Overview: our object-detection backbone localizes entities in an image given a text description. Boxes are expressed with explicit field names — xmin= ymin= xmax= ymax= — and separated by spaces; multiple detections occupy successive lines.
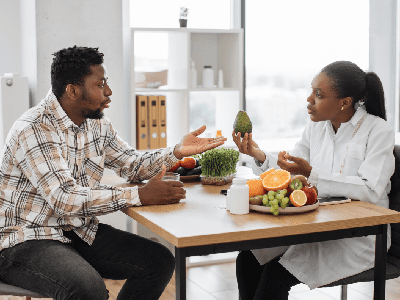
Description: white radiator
xmin=0 ymin=73 xmax=29 ymax=150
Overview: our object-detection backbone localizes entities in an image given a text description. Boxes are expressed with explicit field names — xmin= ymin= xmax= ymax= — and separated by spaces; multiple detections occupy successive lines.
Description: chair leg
xmin=340 ymin=285 xmax=348 ymax=300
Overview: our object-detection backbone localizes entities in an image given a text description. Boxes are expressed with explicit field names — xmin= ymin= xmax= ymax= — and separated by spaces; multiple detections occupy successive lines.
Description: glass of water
xmin=162 ymin=172 xmax=180 ymax=181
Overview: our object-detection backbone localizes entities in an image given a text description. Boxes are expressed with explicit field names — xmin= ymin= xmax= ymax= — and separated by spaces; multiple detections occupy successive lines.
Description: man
xmin=0 ymin=46 xmax=226 ymax=299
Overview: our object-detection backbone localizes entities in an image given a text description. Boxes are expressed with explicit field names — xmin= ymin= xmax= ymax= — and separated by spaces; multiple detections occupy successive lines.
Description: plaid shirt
xmin=0 ymin=91 xmax=179 ymax=250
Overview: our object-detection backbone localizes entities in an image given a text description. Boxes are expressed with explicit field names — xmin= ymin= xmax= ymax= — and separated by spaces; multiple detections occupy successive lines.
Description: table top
xmin=101 ymin=169 xmax=400 ymax=248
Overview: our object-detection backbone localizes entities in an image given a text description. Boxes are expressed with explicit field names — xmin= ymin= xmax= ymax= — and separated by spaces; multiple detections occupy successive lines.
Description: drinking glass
xmin=162 ymin=172 xmax=180 ymax=181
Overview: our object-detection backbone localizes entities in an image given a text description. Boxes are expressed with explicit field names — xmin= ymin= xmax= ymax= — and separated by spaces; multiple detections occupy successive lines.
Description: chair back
xmin=388 ymin=145 xmax=400 ymax=267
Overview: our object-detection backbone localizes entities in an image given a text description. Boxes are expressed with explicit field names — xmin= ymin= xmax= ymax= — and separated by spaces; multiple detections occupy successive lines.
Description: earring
xmin=341 ymin=107 xmax=344 ymax=111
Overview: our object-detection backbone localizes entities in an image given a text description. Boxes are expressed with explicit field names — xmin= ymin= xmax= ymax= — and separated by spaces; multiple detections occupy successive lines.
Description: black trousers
xmin=0 ymin=223 xmax=175 ymax=300
xmin=236 ymin=250 xmax=300 ymax=300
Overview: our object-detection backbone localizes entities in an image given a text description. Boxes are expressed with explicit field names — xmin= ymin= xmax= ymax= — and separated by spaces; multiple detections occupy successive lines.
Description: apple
xmin=302 ymin=185 xmax=318 ymax=205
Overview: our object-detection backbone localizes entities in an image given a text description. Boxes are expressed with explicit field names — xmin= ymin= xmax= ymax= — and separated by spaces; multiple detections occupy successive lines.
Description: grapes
xmin=262 ymin=189 xmax=291 ymax=216
xmin=262 ymin=195 xmax=269 ymax=206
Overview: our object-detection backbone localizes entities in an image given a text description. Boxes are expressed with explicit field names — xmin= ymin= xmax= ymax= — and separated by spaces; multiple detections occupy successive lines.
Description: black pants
xmin=236 ymin=250 xmax=300 ymax=300
xmin=0 ymin=223 xmax=175 ymax=300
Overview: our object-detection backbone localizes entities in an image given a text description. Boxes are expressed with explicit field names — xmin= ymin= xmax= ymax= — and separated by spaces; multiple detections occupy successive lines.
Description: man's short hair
xmin=51 ymin=46 xmax=104 ymax=99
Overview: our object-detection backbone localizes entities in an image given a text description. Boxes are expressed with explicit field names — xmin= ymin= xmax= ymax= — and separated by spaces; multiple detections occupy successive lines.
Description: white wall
xmin=0 ymin=0 xmax=133 ymax=232
xmin=19 ymin=0 xmax=131 ymax=144
xmin=369 ymin=0 xmax=399 ymax=131
xmin=0 ymin=0 xmax=21 ymax=77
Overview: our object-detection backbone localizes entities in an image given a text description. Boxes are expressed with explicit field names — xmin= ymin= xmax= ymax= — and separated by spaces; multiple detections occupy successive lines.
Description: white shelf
xmin=189 ymin=87 xmax=240 ymax=92
xmin=135 ymin=88 xmax=240 ymax=93
xmin=131 ymin=28 xmax=244 ymax=148
xmin=135 ymin=88 xmax=187 ymax=93
xmin=132 ymin=27 xmax=243 ymax=34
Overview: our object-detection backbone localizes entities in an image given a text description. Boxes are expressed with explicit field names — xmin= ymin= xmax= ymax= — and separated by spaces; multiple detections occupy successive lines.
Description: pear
xmin=233 ymin=111 xmax=252 ymax=135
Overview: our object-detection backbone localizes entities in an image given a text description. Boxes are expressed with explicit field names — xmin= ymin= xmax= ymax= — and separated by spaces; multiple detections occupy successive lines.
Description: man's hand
xmin=232 ymin=131 xmax=266 ymax=163
xmin=138 ymin=166 xmax=186 ymax=205
xmin=277 ymin=151 xmax=312 ymax=177
xmin=173 ymin=125 xmax=227 ymax=159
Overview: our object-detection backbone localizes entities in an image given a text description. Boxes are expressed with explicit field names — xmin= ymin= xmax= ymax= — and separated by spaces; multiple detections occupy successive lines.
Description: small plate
xmin=249 ymin=200 xmax=320 ymax=214
xmin=180 ymin=175 xmax=201 ymax=182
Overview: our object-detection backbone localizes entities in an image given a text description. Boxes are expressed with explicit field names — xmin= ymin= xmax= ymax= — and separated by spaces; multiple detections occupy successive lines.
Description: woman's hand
xmin=277 ymin=151 xmax=312 ymax=177
xmin=232 ymin=131 xmax=266 ymax=163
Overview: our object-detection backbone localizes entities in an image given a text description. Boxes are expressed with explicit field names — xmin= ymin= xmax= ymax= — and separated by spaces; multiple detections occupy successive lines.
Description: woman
xmin=232 ymin=61 xmax=395 ymax=300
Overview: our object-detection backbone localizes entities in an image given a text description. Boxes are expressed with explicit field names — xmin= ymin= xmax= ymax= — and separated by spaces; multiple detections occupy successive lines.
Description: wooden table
xmin=104 ymin=173 xmax=400 ymax=300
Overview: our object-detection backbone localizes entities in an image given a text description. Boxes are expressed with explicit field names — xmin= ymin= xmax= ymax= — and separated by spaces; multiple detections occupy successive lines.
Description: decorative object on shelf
xmin=216 ymin=130 xmax=222 ymax=137
xmin=202 ymin=66 xmax=214 ymax=88
xmin=135 ymin=70 xmax=168 ymax=88
xmin=179 ymin=7 xmax=188 ymax=27
xmin=218 ymin=69 xmax=224 ymax=88
xmin=190 ymin=60 xmax=197 ymax=88
xmin=198 ymin=148 xmax=239 ymax=185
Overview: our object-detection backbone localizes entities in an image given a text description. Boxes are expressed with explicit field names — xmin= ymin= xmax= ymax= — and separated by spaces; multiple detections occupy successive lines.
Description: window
xmin=245 ymin=0 xmax=369 ymax=152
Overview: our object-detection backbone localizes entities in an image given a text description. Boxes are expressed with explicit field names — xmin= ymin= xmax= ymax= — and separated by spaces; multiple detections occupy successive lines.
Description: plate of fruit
xmin=247 ymin=169 xmax=319 ymax=216
xmin=168 ymin=157 xmax=202 ymax=181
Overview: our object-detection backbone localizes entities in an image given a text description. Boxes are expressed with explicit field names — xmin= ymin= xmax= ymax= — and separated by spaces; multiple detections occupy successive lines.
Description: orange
xmin=261 ymin=169 xmax=291 ymax=191
xmin=289 ymin=190 xmax=307 ymax=207
xmin=247 ymin=179 xmax=266 ymax=198
xmin=260 ymin=168 xmax=275 ymax=180
xmin=181 ymin=157 xmax=196 ymax=169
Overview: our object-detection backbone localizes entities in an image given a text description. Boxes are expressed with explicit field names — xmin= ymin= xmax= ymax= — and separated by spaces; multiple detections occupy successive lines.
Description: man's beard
xmin=83 ymin=108 xmax=104 ymax=119
xmin=81 ymin=90 xmax=105 ymax=119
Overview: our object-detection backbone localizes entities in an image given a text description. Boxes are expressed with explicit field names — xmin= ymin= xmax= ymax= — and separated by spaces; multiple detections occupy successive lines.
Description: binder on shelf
xmin=158 ymin=95 xmax=167 ymax=148
xmin=148 ymin=95 xmax=159 ymax=149
xmin=136 ymin=95 xmax=148 ymax=150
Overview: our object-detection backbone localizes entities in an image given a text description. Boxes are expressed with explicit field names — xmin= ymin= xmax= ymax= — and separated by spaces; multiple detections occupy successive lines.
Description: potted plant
xmin=197 ymin=148 xmax=239 ymax=185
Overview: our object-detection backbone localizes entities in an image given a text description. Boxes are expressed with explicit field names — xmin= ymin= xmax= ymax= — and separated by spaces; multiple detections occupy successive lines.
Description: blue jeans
xmin=0 ymin=223 xmax=175 ymax=300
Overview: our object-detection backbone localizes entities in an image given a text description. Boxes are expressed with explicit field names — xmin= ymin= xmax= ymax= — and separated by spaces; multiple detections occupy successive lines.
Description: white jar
xmin=229 ymin=178 xmax=249 ymax=215
xmin=218 ymin=69 xmax=224 ymax=88
xmin=202 ymin=66 xmax=214 ymax=88
xmin=226 ymin=189 xmax=231 ymax=211
xmin=190 ymin=61 xmax=197 ymax=88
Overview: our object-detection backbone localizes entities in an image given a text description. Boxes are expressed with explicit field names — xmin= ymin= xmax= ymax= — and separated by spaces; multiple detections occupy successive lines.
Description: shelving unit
xmin=130 ymin=28 xmax=244 ymax=148
xmin=130 ymin=28 xmax=244 ymax=260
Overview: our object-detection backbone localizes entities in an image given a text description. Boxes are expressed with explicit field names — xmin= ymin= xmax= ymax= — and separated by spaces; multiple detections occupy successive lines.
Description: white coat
xmin=251 ymin=105 xmax=395 ymax=289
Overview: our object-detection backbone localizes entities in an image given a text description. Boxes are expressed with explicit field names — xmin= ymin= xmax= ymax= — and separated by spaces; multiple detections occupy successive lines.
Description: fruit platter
xmin=247 ymin=168 xmax=319 ymax=216
xmin=249 ymin=200 xmax=319 ymax=214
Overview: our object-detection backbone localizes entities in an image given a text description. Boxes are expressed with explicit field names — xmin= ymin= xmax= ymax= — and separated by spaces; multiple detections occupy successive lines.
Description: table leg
xmin=374 ymin=224 xmax=387 ymax=300
xmin=175 ymin=247 xmax=186 ymax=300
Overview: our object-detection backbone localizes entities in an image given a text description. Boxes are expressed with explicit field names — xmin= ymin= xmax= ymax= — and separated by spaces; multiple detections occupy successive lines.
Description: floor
xmin=2 ymin=257 xmax=400 ymax=300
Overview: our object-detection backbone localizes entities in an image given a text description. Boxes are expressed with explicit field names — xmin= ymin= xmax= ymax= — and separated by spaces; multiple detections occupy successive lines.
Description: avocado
xmin=176 ymin=166 xmax=188 ymax=176
xmin=233 ymin=110 xmax=252 ymax=135
xmin=186 ymin=166 xmax=202 ymax=176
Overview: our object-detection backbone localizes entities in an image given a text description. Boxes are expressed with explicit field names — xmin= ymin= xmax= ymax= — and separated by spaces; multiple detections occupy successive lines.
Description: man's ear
xmin=65 ymin=84 xmax=81 ymax=100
